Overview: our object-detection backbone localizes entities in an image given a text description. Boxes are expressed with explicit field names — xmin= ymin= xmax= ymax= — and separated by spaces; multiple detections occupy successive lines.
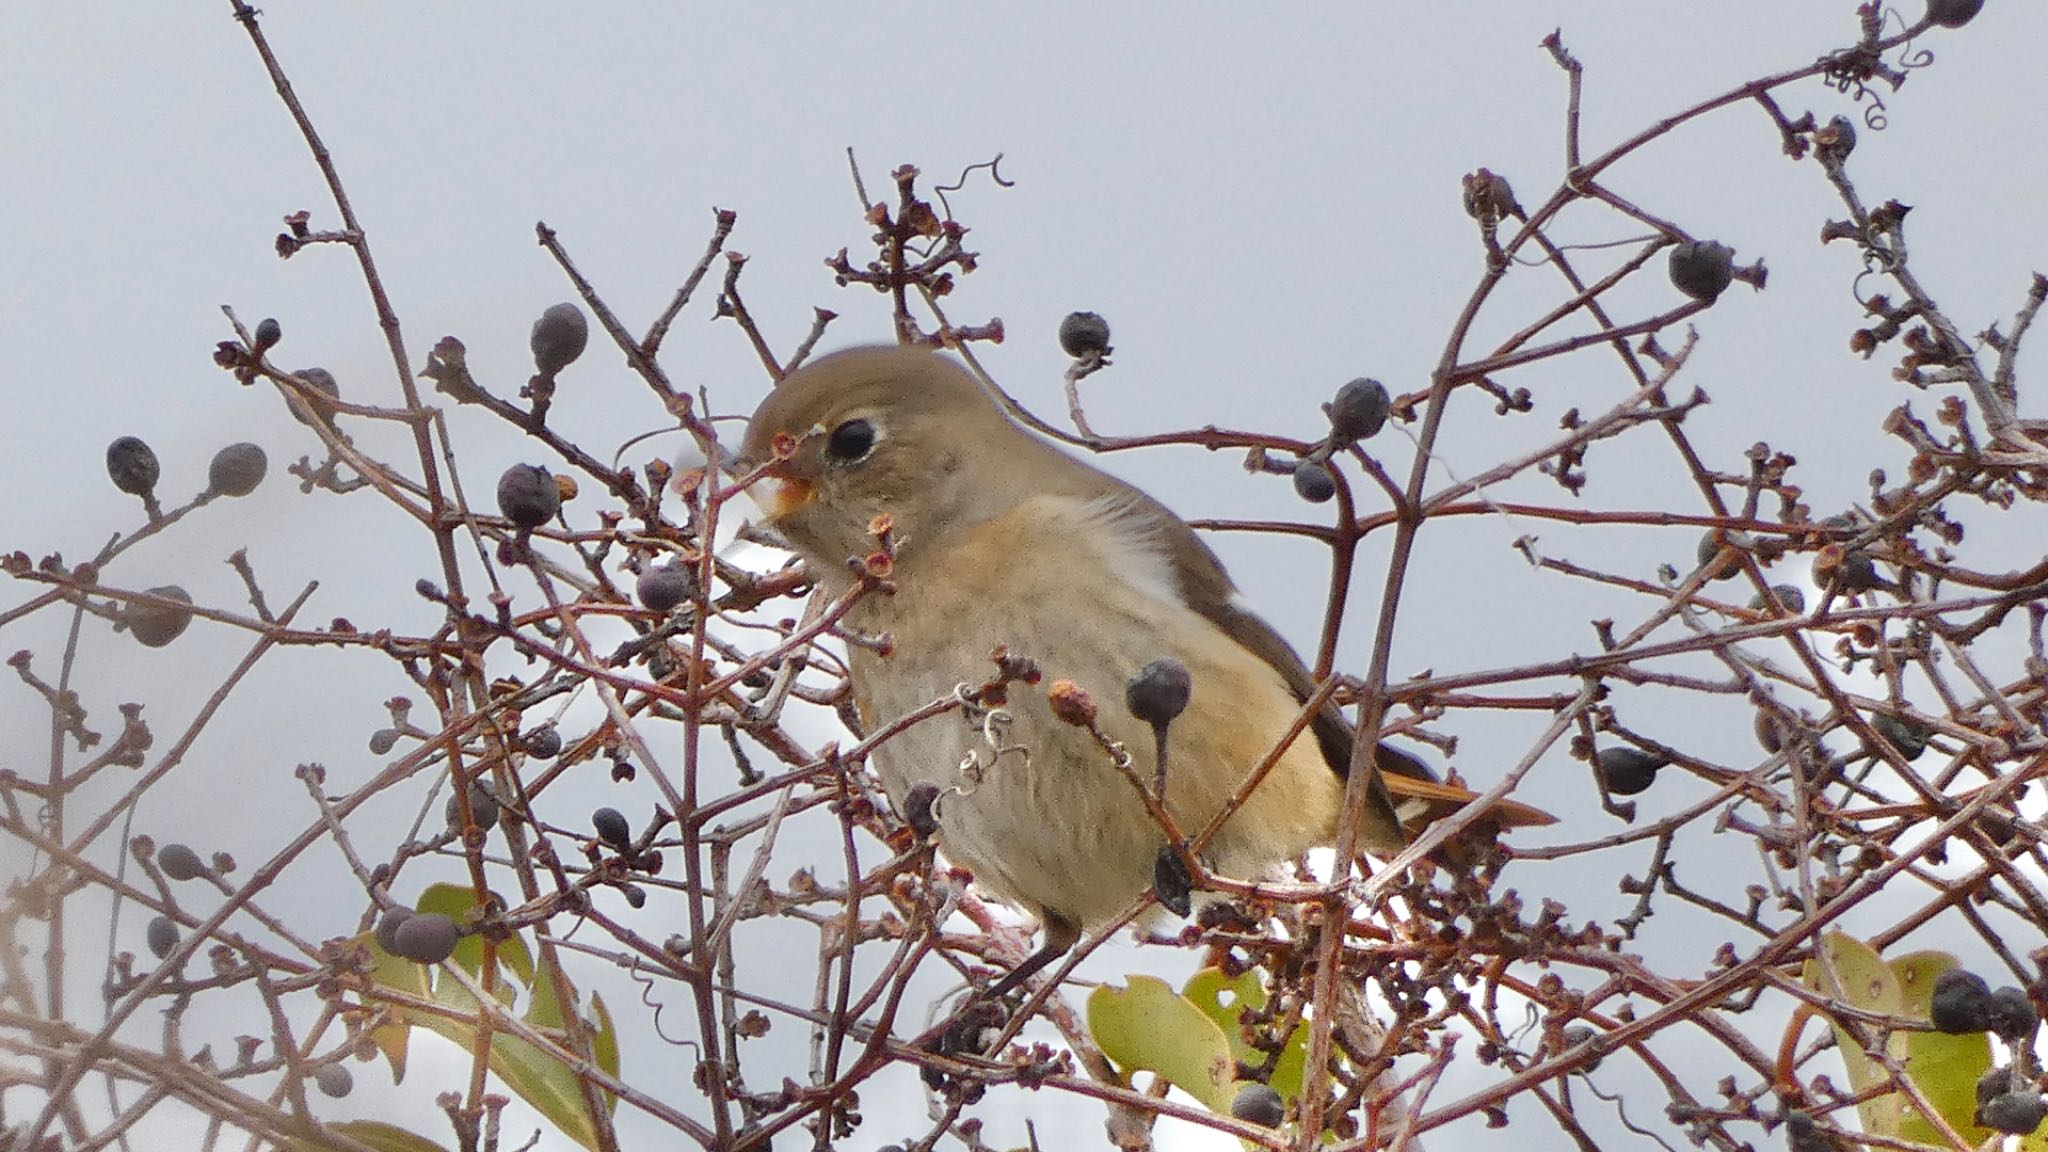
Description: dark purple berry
xmin=368 ymin=728 xmax=400 ymax=755
xmin=1697 ymin=530 xmax=1746 ymax=581
xmin=314 ymin=1062 xmax=354 ymax=1098
xmin=1828 ymin=550 xmax=1882 ymax=592
xmin=1292 ymin=460 xmax=1336 ymax=503
xmin=496 ymin=463 xmax=560 ymax=529
xmin=1560 ymin=1024 xmax=1602 ymax=1071
xmin=375 ymin=908 xmax=414 ymax=954
xmin=1755 ymin=712 xmax=1788 ymax=754
xmin=1927 ymin=0 xmax=1984 ymax=28
xmin=1153 ymin=845 xmax=1193 ymax=917
xmin=128 ymin=585 xmax=194 ymax=648
xmin=158 ymin=843 xmax=207 ymax=881
xmin=1057 ymin=311 xmax=1111 ymax=358
xmin=290 ymin=368 xmax=341 ymax=426
xmin=1749 ymin=584 xmax=1807 ymax=614
xmin=530 ymin=303 xmax=589 ymax=376
xmin=621 ymin=884 xmax=647 ymax=909
xmin=1596 ymin=747 xmax=1666 ymax=796
xmin=1230 ymin=1082 xmax=1286 ymax=1127
xmin=207 ymin=443 xmax=267 ymax=497
xmin=253 ymin=317 xmax=282 ymax=353
xmin=905 ymin=782 xmax=941 ymax=840
xmin=146 ymin=915 xmax=180 ymax=959
xmin=445 ymin=781 xmax=500 ymax=833
xmin=1126 ymin=658 xmax=1193 ymax=728
xmin=1669 ymin=240 xmax=1736 ymax=302
xmin=1986 ymin=986 xmax=2038 ymax=1041
xmin=1930 ymin=968 xmax=1992 ymax=1033
xmin=1782 ymin=1111 xmax=1828 ymax=1152
xmin=522 ymin=726 xmax=562 ymax=759
xmin=1327 ymin=377 xmax=1391 ymax=443
xmin=592 ymin=807 xmax=632 ymax=849
xmin=637 ymin=563 xmax=694 ymax=614
xmin=106 ymin=436 xmax=160 ymax=497
xmin=1871 ymin=714 xmax=1930 ymax=760
xmin=390 ymin=912 xmax=460 ymax=964
xmin=1982 ymin=1090 xmax=2047 ymax=1136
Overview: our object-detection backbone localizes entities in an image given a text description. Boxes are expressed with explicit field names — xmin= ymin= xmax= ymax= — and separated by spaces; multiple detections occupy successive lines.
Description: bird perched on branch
xmin=740 ymin=344 xmax=1550 ymax=994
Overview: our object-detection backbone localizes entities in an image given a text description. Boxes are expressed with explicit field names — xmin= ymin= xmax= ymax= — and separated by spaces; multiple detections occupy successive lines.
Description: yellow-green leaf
xmin=1801 ymin=930 xmax=1904 ymax=1137
xmin=1088 ymin=975 xmax=1236 ymax=1112
xmin=284 ymin=1119 xmax=450 ymax=1152
xmin=1183 ymin=967 xmax=1307 ymax=1103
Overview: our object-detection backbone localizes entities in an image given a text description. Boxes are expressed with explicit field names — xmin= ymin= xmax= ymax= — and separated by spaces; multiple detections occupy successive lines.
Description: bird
xmin=738 ymin=344 xmax=1551 ymax=994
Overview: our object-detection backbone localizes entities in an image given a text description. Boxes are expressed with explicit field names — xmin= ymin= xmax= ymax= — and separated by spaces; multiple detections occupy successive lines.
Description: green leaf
xmin=1801 ymin=930 xmax=1904 ymax=1137
xmin=284 ymin=1120 xmax=450 ymax=1152
xmin=1183 ymin=967 xmax=1308 ymax=1103
xmin=1088 ymin=975 xmax=1237 ymax=1112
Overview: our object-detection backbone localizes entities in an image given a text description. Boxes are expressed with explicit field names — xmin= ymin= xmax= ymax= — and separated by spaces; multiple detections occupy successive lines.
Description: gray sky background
xmin=5 ymin=4 xmax=2045 ymax=1150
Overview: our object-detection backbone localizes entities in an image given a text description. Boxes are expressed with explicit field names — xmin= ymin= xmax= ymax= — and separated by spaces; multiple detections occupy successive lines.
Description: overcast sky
xmin=5 ymin=4 xmax=2045 ymax=1151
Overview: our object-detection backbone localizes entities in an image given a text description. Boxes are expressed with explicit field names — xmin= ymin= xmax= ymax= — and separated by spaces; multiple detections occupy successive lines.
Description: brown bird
xmin=740 ymin=345 xmax=1550 ymax=992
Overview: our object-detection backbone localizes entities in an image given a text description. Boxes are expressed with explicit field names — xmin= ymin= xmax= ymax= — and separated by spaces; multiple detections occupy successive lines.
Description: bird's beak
xmin=753 ymin=469 xmax=816 ymax=522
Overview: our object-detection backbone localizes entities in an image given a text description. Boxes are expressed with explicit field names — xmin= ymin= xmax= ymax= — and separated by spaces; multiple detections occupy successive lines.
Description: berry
xmin=445 ymin=781 xmax=500 ymax=833
xmin=496 ymin=463 xmax=561 ymax=529
xmin=1754 ymin=712 xmax=1788 ymax=754
xmin=1230 ymin=1082 xmax=1286 ymax=1128
xmin=1982 ymin=1090 xmax=2047 ymax=1137
xmin=1697 ymin=530 xmax=1745 ymax=581
xmin=592 ymin=807 xmax=632 ymax=849
xmin=1560 ymin=1024 xmax=1602 ymax=1071
xmin=621 ymin=884 xmax=647 ymax=909
xmin=389 ymin=912 xmax=460 ymax=964
xmin=1828 ymin=550 xmax=1881 ymax=592
xmin=1126 ymin=658 xmax=1193 ymax=728
xmin=1327 ymin=377 xmax=1391 ymax=443
xmin=522 ymin=726 xmax=563 ymax=759
xmin=1930 ymin=968 xmax=1992 ymax=1033
xmin=1057 ymin=311 xmax=1111 ymax=357
xmin=146 ymin=915 xmax=180 ymax=959
xmin=1870 ymin=714 xmax=1930 ymax=760
xmin=252 ymin=317 xmax=282 ymax=353
xmin=290 ymin=368 xmax=341 ymax=426
xmin=128 ymin=585 xmax=194 ymax=648
xmin=1152 ymin=846 xmax=1193 ymax=917
xmin=1749 ymin=585 xmax=1807 ymax=615
xmin=904 ymin=782 xmax=942 ymax=839
xmin=530 ymin=303 xmax=590 ymax=376
xmin=1597 ymin=747 xmax=1666 ymax=796
xmin=375 ymin=908 xmax=414 ymax=954
xmin=106 ymin=436 xmax=161 ymax=497
xmin=637 ymin=563 xmax=694 ymax=613
xmin=313 ymin=1063 xmax=354 ymax=1099
xmin=1669 ymin=240 xmax=1736 ymax=303
xmin=1927 ymin=0 xmax=1984 ymax=28
xmin=368 ymin=728 xmax=400 ymax=755
xmin=1814 ymin=115 xmax=1857 ymax=167
xmin=207 ymin=443 xmax=267 ymax=497
xmin=1986 ymin=986 xmax=2038 ymax=1041
xmin=1292 ymin=460 xmax=1336 ymax=503
xmin=1782 ymin=1111 xmax=1828 ymax=1152
xmin=158 ymin=843 xmax=207 ymax=881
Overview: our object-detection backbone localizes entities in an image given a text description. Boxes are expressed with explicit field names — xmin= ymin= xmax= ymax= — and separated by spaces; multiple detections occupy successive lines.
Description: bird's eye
xmin=825 ymin=418 xmax=876 ymax=463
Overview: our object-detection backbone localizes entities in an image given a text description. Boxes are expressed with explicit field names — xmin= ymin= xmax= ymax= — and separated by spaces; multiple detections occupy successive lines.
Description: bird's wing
xmin=1081 ymin=479 xmax=1555 ymax=832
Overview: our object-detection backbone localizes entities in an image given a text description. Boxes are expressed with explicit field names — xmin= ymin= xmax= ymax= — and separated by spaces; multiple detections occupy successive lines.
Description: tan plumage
xmin=740 ymin=345 xmax=1548 ymax=978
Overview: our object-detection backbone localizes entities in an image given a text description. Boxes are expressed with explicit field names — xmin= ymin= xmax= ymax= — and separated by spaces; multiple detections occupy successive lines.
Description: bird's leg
xmin=980 ymin=911 xmax=1081 ymax=1003
xmin=923 ymin=913 xmax=1084 ymax=1088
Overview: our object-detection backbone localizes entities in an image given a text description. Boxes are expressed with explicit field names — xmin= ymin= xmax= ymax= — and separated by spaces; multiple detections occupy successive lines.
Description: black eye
xmin=825 ymin=418 xmax=876 ymax=462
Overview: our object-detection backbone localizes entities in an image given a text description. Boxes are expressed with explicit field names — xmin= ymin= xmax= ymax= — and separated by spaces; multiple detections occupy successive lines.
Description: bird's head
xmin=738 ymin=345 xmax=1040 ymax=573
